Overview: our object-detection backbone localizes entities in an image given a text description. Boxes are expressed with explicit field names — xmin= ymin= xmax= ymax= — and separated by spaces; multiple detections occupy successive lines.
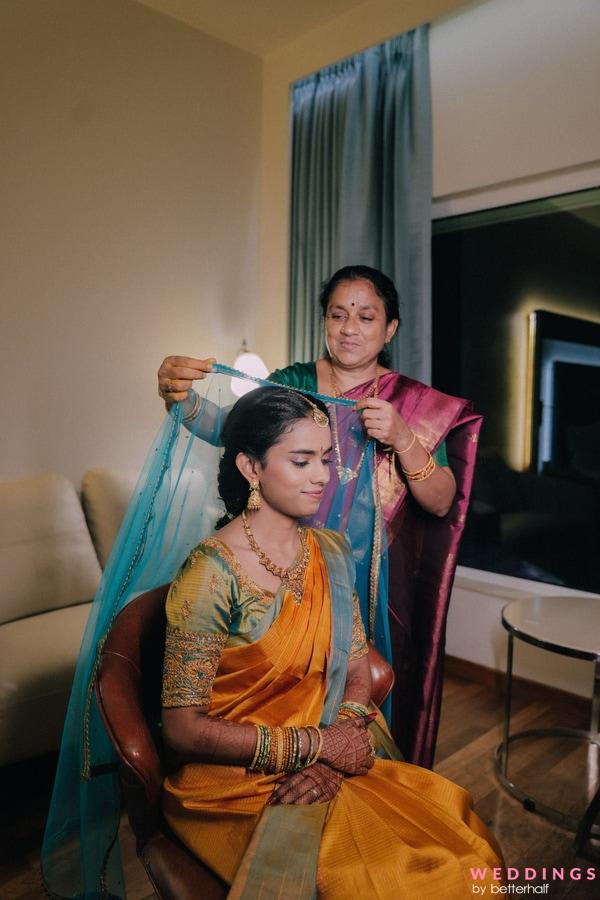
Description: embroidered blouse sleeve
xmin=350 ymin=591 xmax=368 ymax=660
xmin=161 ymin=543 xmax=233 ymax=709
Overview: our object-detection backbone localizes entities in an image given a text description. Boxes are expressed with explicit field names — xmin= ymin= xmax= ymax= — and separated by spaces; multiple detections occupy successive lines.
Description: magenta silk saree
xmin=271 ymin=363 xmax=482 ymax=767
xmin=372 ymin=372 xmax=482 ymax=767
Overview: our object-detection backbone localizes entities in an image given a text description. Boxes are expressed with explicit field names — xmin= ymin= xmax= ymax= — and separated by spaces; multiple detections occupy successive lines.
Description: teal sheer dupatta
xmin=41 ymin=365 xmax=390 ymax=898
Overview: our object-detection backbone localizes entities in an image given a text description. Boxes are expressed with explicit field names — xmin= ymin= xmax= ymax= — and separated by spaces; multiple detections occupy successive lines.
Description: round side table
xmin=495 ymin=595 xmax=600 ymax=839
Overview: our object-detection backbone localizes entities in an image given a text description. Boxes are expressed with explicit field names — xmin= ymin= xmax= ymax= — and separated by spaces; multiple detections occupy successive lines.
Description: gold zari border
xmin=161 ymin=625 xmax=227 ymax=708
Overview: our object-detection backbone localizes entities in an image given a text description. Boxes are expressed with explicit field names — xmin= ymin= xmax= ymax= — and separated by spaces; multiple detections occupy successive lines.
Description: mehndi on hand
xmin=319 ymin=715 xmax=375 ymax=776
xmin=268 ymin=761 xmax=344 ymax=805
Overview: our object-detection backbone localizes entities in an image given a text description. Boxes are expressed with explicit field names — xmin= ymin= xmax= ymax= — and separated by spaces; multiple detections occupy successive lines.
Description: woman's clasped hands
xmin=268 ymin=714 xmax=376 ymax=806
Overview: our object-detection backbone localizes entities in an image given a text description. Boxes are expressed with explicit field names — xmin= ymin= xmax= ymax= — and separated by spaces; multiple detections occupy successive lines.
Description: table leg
xmin=573 ymin=784 xmax=600 ymax=855
xmin=502 ymin=633 xmax=514 ymax=777
xmin=573 ymin=658 xmax=600 ymax=854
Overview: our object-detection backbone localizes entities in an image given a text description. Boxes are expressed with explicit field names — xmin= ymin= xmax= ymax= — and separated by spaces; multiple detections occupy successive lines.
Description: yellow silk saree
xmin=161 ymin=529 xmax=502 ymax=898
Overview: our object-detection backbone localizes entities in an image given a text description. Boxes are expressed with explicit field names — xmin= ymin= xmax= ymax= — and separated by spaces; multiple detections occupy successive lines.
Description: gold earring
xmin=246 ymin=479 xmax=262 ymax=511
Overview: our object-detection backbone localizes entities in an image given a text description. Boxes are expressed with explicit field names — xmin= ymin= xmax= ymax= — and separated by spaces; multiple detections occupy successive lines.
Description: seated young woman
xmin=161 ymin=386 xmax=502 ymax=898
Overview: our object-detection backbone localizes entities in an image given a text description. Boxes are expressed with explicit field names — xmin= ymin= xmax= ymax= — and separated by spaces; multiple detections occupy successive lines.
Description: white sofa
xmin=0 ymin=469 xmax=137 ymax=767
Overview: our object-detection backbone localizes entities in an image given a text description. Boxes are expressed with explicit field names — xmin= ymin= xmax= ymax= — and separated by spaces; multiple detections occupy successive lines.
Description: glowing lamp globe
xmin=231 ymin=349 xmax=269 ymax=397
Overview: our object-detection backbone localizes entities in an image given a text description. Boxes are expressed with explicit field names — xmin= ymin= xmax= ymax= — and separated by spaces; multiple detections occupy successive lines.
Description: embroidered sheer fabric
xmin=41 ymin=366 xmax=381 ymax=899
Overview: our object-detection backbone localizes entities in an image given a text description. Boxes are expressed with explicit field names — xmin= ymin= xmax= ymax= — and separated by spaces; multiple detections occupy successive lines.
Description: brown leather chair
xmin=95 ymin=583 xmax=395 ymax=899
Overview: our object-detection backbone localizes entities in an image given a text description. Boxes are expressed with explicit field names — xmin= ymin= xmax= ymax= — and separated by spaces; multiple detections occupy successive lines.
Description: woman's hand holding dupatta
xmin=158 ymin=355 xmax=215 ymax=406
xmin=357 ymin=396 xmax=457 ymax=517
xmin=356 ymin=397 xmax=412 ymax=449
xmin=268 ymin=762 xmax=343 ymax=805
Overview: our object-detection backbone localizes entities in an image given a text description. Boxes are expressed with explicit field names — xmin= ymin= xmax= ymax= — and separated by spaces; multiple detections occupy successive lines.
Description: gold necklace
xmin=241 ymin=511 xmax=309 ymax=604
xmin=329 ymin=363 xmax=380 ymax=401
xmin=329 ymin=363 xmax=377 ymax=484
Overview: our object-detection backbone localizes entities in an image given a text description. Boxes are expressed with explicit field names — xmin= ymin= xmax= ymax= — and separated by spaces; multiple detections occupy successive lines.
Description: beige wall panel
xmin=1 ymin=0 xmax=261 ymax=484
xmin=431 ymin=0 xmax=600 ymax=198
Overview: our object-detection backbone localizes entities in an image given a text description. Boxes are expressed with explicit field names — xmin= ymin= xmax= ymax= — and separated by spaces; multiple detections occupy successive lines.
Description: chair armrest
xmin=95 ymin=652 xmax=163 ymax=808
xmin=367 ymin=642 xmax=394 ymax=708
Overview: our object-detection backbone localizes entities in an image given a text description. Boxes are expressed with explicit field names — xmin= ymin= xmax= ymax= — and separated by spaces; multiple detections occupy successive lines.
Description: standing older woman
xmin=157 ymin=265 xmax=482 ymax=767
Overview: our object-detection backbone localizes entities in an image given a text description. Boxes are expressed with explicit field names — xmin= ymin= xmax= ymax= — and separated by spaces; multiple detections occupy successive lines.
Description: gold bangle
xmin=395 ymin=430 xmax=416 ymax=454
xmin=182 ymin=389 xmax=201 ymax=423
xmin=265 ymin=727 xmax=278 ymax=773
xmin=303 ymin=727 xmax=322 ymax=768
xmin=303 ymin=727 xmax=314 ymax=768
xmin=282 ymin=727 xmax=292 ymax=771
xmin=284 ymin=727 xmax=295 ymax=772
xmin=274 ymin=726 xmax=285 ymax=774
xmin=338 ymin=701 xmax=370 ymax=718
xmin=249 ymin=724 xmax=262 ymax=770
xmin=289 ymin=727 xmax=301 ymax=772
xmin=402 ymin=453 xmax=436 ymax=482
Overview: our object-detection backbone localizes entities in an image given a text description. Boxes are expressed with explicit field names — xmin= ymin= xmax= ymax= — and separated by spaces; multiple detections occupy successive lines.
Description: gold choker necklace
xmin=241 ymin=511 xmax=309 ymax=604
xmin=329 ymin=363 xmax=380 ymax=401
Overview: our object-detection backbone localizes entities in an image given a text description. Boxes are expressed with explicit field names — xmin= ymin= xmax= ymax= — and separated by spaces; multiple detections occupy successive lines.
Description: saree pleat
xmin=318 ymin=761 xmax=502 ymax=898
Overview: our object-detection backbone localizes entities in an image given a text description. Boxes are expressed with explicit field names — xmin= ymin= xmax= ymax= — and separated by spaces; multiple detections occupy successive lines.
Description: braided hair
xmin=216 ymin=386 xmax=329 ymax=528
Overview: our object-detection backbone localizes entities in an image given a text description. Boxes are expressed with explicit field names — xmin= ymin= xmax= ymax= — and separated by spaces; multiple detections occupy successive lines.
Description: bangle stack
xmin=401 ymin=452 xmax=436 ymax=482
xmin=249 ymin=724 xmax=322 ymax=774
xmin=182 ymin=389 xmax=201 ymax=423
xmin=337 ymin=701 xmax=370 ymax=721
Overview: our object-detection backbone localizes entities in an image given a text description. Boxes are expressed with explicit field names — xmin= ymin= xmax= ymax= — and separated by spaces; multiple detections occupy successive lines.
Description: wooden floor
xmin=1 ymin=672 xmax=598 ymax=899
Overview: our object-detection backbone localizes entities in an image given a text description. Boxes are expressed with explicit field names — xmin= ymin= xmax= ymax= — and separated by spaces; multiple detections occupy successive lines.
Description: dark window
xmin=432 ymin=188 xmax=600 ymax=592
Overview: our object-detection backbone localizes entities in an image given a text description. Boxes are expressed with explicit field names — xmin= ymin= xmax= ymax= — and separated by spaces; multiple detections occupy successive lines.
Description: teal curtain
xmin=290 ymin=27 xmax=432 ymax=382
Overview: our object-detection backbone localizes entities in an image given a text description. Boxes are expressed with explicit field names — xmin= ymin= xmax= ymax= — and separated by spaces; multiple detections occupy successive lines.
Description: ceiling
xmin=133 ymin=0 xmax=374 ymax=56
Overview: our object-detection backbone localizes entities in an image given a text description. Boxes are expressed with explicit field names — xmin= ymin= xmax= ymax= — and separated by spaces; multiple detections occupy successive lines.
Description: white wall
xmin=447 ymin=569 xmax=597 ymax=698
xmin=0 ymin=0 xmax=262 ymax=485
xmin=430 ymin=0 xmax=600 ymax=201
